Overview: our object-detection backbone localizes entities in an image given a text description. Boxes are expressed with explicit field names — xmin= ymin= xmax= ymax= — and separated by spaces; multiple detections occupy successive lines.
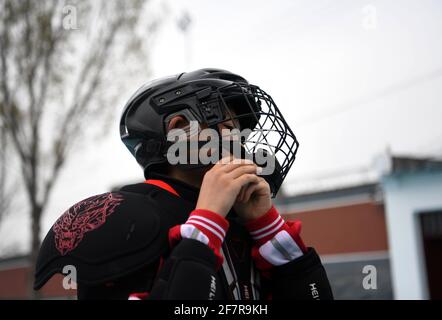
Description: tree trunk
xmin=28 ymin=205 xmax=42 ymax=299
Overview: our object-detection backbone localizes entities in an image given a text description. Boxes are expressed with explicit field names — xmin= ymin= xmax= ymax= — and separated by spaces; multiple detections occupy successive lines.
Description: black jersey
xmin=34 ymin=174 xmax=333 ymax=300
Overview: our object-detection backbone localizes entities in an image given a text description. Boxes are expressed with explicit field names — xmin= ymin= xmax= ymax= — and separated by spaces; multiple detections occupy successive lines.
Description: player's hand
xmin=234 ymin=176 xmax=272 ymax=221
xmin=196 ymin=157 xmax=260 ymax=217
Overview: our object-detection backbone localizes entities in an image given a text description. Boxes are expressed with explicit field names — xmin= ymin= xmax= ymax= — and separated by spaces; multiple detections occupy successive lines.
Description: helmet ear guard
xmin=164 ymin=109 xmax=202 ymax=134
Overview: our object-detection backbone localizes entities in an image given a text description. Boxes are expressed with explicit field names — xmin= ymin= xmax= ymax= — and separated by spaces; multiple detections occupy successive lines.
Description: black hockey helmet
xmin=120 ymin=68 xmax=299 ymax=196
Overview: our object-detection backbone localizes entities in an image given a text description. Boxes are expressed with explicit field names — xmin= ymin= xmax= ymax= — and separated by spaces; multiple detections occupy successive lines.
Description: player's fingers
xmin=242 ymin=183 xmax=260 ymax=203
xmin=217 ymin=158 xmax=255 ymax=173
xmin=236 ymin=185 xmax=247 ymax=203
xmin=228 ymin=164 xmax=259 ymax=179
xmin=233 ymin=173 xmax=260 ymax=190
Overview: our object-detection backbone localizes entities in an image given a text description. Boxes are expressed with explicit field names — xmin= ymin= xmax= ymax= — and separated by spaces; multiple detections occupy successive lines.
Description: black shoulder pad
xmin=34 ymin=188 xmax=183 ymax=290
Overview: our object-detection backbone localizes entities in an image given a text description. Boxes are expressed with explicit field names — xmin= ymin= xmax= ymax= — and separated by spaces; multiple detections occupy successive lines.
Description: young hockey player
xmin=34 ymin=68 xmax=333 ymax=300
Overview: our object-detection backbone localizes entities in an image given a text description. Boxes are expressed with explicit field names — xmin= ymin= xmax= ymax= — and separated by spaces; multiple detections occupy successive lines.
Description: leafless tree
xmin=0 ymin=0 xmax=166 ymax=297
xmin=0 ymin=122 xmax=13 ymax=226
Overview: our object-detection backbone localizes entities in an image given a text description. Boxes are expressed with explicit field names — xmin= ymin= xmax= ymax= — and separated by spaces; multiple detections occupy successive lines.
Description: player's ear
xmin=167 ymin=115 xmax=189 ymax=132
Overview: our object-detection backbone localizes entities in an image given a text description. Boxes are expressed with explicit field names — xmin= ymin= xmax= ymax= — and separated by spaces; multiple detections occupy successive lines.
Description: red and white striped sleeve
xmin=245 ymin=206 xmax=307 ymax=271
xmin=168 ymin=209 xmax=229 ymax=269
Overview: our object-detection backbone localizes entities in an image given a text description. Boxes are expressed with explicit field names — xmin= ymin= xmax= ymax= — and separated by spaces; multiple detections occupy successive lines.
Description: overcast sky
xmin=1 ymin=0 xmax=442 ymax=255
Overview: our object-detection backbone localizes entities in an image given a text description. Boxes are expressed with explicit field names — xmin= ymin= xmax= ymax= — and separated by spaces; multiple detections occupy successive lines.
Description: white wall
xmin=382 ymin=170 xmax=442 ymax=299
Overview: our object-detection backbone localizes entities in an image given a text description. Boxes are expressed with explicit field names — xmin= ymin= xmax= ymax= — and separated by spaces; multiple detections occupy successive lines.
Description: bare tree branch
xmin=0 ymin=0 xmax=166 ymax=298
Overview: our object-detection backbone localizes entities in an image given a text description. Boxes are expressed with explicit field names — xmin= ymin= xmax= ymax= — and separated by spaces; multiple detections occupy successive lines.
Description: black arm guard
xmin=270 ymin=248 xmax=334 ymax=300
xmin=149 ymin=238 xmax=223 ymax=300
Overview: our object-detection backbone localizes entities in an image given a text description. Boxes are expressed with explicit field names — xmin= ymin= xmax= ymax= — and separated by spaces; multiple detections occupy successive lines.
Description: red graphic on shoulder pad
xmin=53 ymin=193 xmax=124 ymax=255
